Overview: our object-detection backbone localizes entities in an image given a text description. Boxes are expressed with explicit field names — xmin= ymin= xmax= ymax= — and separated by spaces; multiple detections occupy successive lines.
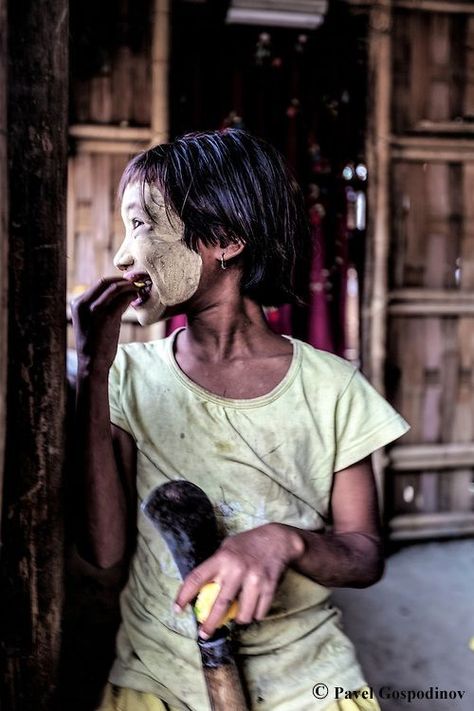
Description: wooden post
xmin=148 ymin=0 xmax=169 ymax=340
xmin=0 ymin=0 xmax=8 ymax=536
xmin=151 ymin=0 xmax=170 ymax=145
xmin=0 ymin=1 xmax=68 ymax=709
xmin=363 ymin=0 xmax=392 ymax=390
xmin=362 ymin=0 xmax=392 ymax=514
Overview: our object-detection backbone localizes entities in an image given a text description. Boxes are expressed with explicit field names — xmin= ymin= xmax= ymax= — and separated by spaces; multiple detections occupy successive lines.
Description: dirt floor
xmin=332 ymin=538 xmax=474 ymax=711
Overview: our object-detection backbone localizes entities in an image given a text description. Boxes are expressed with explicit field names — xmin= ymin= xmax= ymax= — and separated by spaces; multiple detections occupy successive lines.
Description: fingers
xmin=174 ymin=536 xmax=286 ymax=640
xmin=254 ymin=578 xmax=278 ymax=620
xmin=175 ymin=558 xmax=217 ymax=612
xmin=72 ymin=279 xmax=137 ymax=322
xmin=198 ymin=573 xmax=242 ymax=639
xmin=72 ymin=276 xmax=127 ymax=309
xmin=235 ymin=571 xmax=262 ymax=625
xmin=89 ymin=281 xmax=137 ymax=314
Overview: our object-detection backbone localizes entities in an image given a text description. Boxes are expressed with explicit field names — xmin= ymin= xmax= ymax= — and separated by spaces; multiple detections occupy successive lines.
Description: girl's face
xmin=115 ymin=182 xmax=203 ymax=325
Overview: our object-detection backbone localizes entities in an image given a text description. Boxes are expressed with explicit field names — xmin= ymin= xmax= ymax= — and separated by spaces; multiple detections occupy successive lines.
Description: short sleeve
xmin=333 ymin=368 xmax=410 ymax=472
xmin=108 ymin=346 xmax=132 ymax=434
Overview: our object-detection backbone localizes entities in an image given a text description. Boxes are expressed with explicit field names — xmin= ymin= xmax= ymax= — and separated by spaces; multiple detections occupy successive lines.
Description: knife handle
xmin=198 ymin=636 xmax=249 ymax=711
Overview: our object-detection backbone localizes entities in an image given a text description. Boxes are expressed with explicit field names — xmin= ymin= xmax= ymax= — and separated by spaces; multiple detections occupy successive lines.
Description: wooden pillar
xmin=0 ymin=0 xmax=7 ymax=530
xmin=362 ymin=0 xmax=392 ymax=514
xmin=0 ymin=1 xmax=68 ymax=709
xmin=363 ymin=0 xmax=392 ymax=391
xmin=151 ymin=0 xmax=170 ymax=145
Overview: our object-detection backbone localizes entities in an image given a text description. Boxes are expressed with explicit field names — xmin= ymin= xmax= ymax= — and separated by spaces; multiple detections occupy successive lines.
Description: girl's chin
xmin=134 ymin=301 xmax=167 ymax=326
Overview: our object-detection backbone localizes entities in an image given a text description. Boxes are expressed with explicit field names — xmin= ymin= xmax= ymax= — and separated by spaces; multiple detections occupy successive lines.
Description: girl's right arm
xmin=71 ymin=277 xmax=138 ymax=569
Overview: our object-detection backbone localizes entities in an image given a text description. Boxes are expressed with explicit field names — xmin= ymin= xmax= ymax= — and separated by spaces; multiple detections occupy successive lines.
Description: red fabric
xmin=165 ymin=314 xmax=186 ymax=336
xmin=306 ymin=205 xmax=334 ymax=353
xmin=266 ymin=304 xmax=293 ymax=336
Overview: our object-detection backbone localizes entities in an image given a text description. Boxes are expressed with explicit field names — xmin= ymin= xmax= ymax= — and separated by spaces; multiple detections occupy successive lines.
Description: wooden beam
xmin=394 ymin=0 xmax=474 ymax=13
xmin=389 ymin=288 xmax=474 ymax=302
xmin=73 ymin=139 xmax=151 ymax=155
xmin=0 ymin=0 xmax=7 ymax=538
xmin=0 ymin=0 xmax=68 ymax=708
xmin=388 ymin=288 xmax=474 ymax=316
xmin=389 ymin=303 xmax=474 ymax=315
xmin=151 ymin=0 xmax=169 ymax=145
xmin=389 ymin=511 xmax=474 ymax=541
xmin=392 ymin=135 xmax=474 ymax=161
xmin=415 ymin=120 xmax=474 ymax=134
xmin=389 ymin=442 xmax=474 ymax=470
xmin=69 ymin=124 xmax=152 ymax=142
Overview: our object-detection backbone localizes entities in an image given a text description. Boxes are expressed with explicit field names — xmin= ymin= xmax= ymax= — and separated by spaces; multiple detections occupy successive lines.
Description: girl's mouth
xmin=130 ymin=276 xmax=153 ymax=309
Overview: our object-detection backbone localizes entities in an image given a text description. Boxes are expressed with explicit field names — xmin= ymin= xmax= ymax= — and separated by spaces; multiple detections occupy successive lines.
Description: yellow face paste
xmin=116 ymin=182 xmax=203 ymax=325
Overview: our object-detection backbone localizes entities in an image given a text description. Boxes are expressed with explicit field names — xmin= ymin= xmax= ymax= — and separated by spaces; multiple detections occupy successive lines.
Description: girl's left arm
xmin=288 ymin=455 xmax=385 ymax=588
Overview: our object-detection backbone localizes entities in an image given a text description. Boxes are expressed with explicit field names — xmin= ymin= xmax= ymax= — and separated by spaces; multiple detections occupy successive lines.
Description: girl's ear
xmin=215 ymin=239 xmax=245 ymax=261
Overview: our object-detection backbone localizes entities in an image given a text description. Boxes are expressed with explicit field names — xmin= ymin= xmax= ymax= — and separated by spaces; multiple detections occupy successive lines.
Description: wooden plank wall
xmin=380 ymin=2 xmax=474 ymax=540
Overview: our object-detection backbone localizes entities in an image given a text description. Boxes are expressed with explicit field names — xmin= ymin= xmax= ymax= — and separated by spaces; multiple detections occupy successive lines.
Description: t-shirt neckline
xmin=164 ymin=327 xmax=302 ymax=409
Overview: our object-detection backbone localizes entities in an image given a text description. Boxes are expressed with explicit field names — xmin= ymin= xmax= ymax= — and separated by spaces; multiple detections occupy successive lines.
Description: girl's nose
xmin=113 ymin=243 xmax=134 ymax=272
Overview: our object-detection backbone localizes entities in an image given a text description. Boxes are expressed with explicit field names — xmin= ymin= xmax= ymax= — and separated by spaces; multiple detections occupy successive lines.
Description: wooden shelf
xmin=389 ymin=442 xmax=474 ymax=470
xmin=389 ymin=511 xmax=474 ymax=541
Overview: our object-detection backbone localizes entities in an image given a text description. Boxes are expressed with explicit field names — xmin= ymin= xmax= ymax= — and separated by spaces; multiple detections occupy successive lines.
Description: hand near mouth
xmin=71 ymin=276 xmax=139 ymax=374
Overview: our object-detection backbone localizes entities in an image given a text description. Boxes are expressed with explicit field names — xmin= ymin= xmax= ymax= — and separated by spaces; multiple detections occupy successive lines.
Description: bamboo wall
xmin=366 ymin=0 xmax=474 ymax=540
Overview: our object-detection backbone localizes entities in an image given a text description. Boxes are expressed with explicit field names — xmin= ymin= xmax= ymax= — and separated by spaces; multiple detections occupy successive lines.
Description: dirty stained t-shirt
xmin=107 ymin=328 xmax=410 ymax=711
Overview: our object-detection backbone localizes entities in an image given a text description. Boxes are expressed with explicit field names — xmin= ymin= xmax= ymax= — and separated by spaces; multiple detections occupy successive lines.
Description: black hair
xmin=119 ymin=128 xmax=310 ymax=306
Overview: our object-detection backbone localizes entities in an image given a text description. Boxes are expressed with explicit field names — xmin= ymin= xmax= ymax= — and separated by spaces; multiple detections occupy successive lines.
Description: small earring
xmin=220 ymin=252 xmax=227 ymax=270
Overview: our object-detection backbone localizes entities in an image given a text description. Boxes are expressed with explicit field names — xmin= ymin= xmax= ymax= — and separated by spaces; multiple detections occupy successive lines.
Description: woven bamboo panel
xmin=387 ymin=314 xmax=474 ymax=519
xmin=390 ymin=161 xmax=462 ymax=289
xmin=386 ymin=155 xmax=474 ymax=522
xmin=392 ymin=9 xmax=470 ymax=132
xmin=70 ymin=0 xmax=152 ymax=126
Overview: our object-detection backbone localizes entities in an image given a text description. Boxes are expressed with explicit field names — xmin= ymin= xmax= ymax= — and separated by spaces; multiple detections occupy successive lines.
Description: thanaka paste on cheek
xmin=118 ymin=182 xmax=203 ymax=326
xmin=135 ymin=185 xmax=202 ymax=322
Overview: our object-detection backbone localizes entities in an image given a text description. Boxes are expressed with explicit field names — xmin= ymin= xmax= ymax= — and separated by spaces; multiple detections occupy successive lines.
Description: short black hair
xmin=119 ymin=128 xmax=310 ymax=306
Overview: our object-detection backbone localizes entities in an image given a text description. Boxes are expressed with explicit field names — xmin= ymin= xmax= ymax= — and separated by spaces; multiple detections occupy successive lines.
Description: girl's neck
xmin=178 ymin=296 xmax=287 ymax=363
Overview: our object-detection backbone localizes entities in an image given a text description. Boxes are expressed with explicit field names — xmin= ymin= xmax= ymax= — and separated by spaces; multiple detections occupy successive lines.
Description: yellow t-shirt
xmin=108 ymin=328 xmax=409 ymax=711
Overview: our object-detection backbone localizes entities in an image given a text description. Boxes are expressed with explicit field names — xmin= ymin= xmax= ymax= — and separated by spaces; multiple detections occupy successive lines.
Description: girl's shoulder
xmin=289 ymin=337 xmax=357 ymax=391
xmin=115 ymin=336 xmax=169 ymax=364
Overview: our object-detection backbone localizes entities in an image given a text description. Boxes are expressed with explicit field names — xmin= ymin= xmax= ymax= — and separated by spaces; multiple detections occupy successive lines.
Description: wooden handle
xmin=198 ymin=636 xmax=249 ymax=711
xmin=203 ymin=664 xmax=248 ymax=711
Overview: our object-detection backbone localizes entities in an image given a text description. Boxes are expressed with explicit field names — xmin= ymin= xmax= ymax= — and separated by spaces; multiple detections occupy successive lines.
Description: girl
xmin=72 ymin=129 xmax=409 ymax=711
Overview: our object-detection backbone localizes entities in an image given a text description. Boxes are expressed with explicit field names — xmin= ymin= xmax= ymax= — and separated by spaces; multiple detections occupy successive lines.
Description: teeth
xmin=133 ymin=279 xmax=152 ymax=289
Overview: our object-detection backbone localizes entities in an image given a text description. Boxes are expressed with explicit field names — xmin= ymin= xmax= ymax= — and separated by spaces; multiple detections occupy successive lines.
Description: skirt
xmin=96 ymin=682 xmax=382 ymax=711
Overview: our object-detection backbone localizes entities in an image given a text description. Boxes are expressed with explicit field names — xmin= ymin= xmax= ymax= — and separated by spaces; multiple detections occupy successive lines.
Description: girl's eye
xmin=131 ymin=218 xmax=144 ymax=230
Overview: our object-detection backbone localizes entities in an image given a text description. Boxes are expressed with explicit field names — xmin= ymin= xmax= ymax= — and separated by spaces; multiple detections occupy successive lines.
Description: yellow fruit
xmin=194 ymin=582 xmax=239 ymax=627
